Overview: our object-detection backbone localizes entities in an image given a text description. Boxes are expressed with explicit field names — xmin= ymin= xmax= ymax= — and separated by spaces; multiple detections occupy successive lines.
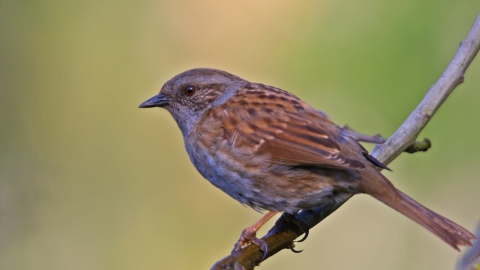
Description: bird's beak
xmin=139 ymin=94 xmax=170 ymax=108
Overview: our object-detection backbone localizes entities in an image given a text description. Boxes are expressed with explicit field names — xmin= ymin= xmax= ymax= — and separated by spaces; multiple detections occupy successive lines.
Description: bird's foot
xmin=232 ymin=227 xmax=269 ymax=257
xmin=277 ymin=212 xmax=310 ymax=243
xmin=231 ymin=210 xmax=278 ymax=261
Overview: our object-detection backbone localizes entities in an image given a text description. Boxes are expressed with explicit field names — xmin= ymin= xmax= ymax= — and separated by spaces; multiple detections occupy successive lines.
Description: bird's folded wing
xmin=220 ymin=110 xmax=365 ymax=170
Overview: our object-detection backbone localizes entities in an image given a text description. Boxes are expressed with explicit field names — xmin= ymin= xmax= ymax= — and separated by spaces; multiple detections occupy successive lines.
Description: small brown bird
xmin=139 ymin=68 xmax=475 ymax=253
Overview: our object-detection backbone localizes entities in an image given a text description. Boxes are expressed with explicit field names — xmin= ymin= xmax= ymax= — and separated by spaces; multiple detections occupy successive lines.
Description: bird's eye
xmin=184 ymin=85 xmax=196 ymax=96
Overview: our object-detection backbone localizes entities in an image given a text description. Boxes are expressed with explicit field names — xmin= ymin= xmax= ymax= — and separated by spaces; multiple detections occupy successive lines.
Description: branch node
xmin=404 ymin=138 xmax=432 ymax=153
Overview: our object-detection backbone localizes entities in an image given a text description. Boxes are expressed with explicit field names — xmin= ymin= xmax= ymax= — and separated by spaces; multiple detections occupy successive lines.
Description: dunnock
xmin=139 ymin=68 xmax=475 ymax=253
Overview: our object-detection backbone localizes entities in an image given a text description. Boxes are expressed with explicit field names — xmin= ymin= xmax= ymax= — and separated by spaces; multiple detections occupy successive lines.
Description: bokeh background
xmin=1 ymin=1 xmax=479 ymax=269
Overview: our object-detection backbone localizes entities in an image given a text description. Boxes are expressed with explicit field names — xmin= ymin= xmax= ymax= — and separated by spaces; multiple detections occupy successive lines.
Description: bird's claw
xmin=278 ymin=213 xmax=310 ymax=242
xmin=289 ymin=242 xmax=303 ymax=254
xmin=294 ymin=228 xmax=309 ymax=243
xmin=232 ymin=228 xmax=269 ymax=261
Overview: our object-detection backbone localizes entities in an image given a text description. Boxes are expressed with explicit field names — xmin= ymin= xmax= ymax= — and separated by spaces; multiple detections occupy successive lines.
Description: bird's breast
xmin=184 ymin=128 xmax=262 ymax=205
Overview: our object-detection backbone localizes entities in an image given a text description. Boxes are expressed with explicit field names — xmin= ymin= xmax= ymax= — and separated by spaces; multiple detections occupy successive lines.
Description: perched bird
xmin=139 ymin=68 xmax=475 ymax=253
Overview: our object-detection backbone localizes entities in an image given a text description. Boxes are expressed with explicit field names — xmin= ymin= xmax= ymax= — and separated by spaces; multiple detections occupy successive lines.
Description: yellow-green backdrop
xmin=1 ymin=1 xmax=479 ymax=269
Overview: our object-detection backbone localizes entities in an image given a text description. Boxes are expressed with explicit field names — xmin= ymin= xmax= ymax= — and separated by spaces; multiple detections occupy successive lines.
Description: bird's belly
xmin=185 ymin=141 xmax=359 ymax=213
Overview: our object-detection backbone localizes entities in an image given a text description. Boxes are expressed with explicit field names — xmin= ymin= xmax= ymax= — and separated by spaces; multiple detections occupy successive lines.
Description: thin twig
xmin=212 ymin=13 xmax=480 ymax=270
xmin=372 ymin=13 xmax=480 ymax=164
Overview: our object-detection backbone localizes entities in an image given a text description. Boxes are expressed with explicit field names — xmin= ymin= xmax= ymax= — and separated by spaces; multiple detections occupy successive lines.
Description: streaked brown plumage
xmin=139 ymin=68 xmax=475 ymax=252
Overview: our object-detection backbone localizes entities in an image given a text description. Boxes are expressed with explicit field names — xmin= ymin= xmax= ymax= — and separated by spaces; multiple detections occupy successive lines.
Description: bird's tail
xmin=361 ymin=172 xmax=476 ymax=250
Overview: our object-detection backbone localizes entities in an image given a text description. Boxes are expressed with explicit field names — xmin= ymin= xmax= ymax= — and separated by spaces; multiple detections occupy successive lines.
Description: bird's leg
xmin=232 ymin=210 xmax=278 ymax=255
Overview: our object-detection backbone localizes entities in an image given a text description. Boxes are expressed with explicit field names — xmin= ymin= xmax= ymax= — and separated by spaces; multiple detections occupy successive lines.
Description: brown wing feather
xmin=220 ymin=108 xmax=365 ymax=170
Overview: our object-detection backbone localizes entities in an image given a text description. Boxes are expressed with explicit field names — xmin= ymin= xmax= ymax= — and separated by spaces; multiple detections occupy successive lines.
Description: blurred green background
xmin=1 ymin=1 xmax=479 ymax=269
